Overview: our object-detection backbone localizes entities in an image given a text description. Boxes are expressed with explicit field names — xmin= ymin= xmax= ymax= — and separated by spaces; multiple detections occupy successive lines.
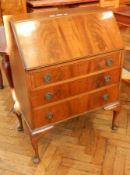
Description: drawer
xmin=32 ymin=85 xmax=119 ymax=129
xmin=29 ymin=52 xmax=121 ymax=89
xmin=30 ymin=68 xmax=121 ymax=107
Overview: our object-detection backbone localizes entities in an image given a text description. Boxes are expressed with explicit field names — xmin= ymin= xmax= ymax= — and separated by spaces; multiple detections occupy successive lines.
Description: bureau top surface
xmin=11 ymin=7 xmax=124 ymax=70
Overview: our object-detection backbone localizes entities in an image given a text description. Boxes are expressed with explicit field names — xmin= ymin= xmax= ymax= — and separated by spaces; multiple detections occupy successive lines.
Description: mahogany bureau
xmin=3 ymin=7 xmax=124 ymax=163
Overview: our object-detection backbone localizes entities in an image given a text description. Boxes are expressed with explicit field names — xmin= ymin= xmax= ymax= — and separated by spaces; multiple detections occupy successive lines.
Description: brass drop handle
xmin=47 ymin=112 xmax=54 ymax=119
xmin=43 ymin=74 xmax=52 ymax=83
xmin=102 ymin=94 xmax=109 ymax=101
xmin=44 ymin=92 xmax=53 ymax=101
xmin=106 ymin=59 xmax=113 ymax=66
xmin=104 ymin=75 xmax=111 ymax=82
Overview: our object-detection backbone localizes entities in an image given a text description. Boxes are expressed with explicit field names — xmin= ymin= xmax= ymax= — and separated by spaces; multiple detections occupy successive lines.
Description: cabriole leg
xmin=0 ymin=69 xmax=4 ymax=89
xmin=104 ymin=101 xmax=121 ymax=130
xmin=112 ymin=105 xmax=121 ymax=130
xmin=31 ymin=137 xmax=40 ymax=164
xmin=28 ymin=126 xmax=53 ymax=164
xmin=1 ymin=54 xmax=24 ymax=131
xmin=13 ymin=108 xmax=24 ymax=132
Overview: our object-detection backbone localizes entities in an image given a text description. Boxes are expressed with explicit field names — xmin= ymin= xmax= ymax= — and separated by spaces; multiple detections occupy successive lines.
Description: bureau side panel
xmin=3 ymin=16 xmax=33 ymax=129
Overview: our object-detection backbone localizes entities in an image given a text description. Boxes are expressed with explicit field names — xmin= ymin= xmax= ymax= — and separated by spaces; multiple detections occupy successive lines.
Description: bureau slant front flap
xmin=11 ymin=8 xmax=124 ymax=70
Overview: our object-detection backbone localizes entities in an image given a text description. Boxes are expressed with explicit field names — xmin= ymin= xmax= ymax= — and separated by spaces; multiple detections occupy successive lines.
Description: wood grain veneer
xmin=29 ymin=51 xmax=122 ymax=88
xmin=30 ymin=68 xmax=121 ymax=107
xmin=3 ymin=7 xmax=124 ymax=163
xmin=12 ymin=11 xmax=123 ymax=70
xmin=33 ymin=84 xmax=119 ymax=128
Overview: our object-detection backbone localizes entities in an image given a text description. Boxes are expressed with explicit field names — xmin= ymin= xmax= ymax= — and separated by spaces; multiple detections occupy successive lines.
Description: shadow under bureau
xmin=3 ymin=7 xmax=124 ymax=163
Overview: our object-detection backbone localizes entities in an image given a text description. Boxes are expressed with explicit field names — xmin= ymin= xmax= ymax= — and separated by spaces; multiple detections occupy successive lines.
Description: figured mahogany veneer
xmin=30 ymin=68 xmax=121 ymax=107
xmin=29 ymin=51 xmax=121 ymax=88
xmin=3 ymin=7 xmax=124 ymax=163
xmin=33 ymin=85 xmax=119 ymax=128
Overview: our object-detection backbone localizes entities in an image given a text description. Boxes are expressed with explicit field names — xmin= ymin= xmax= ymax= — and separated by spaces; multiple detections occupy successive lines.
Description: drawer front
xmin=32 ymin=85 xmax=119 ymax=129
xmin=30 ymin=68 xmax=121 ymax=107
xmin=29 ymin=52 xmax=121 ymax=89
